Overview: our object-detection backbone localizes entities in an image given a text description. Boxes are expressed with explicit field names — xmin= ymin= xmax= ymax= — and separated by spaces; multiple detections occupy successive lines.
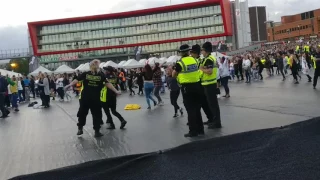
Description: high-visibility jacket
xmin=296 ymin=46 xmax=300 ymax=52
xmin=304 ymin=45 xmax=310 ymax=53
xmin=119 ymin=72 xmax=126 ymax=82
xmin=78 ymin=81 xmax=84 ymax=99
xmin=100 ymin=86 xmax=108 ymax=102
xmin=261 ymin=59 xmax=266 ymax=65
xmin=176 ymin=56 xmax=200 ymax=84
xmin=195 ymin=57 xmax=202 ymax=68
xmin=200 ymin=55 xmax=218 ymax=86
xmin=286 ymin=56 xmax=290 ymax=65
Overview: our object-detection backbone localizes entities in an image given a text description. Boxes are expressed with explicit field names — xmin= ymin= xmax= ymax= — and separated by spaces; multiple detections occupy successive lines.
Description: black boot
xmin=120 ymin=120 xmax=127 ymax=129
xmin=94 ymin=131 xmax=104 ymax=137
xmin=77 ymin=128 xmax=83 ymax=136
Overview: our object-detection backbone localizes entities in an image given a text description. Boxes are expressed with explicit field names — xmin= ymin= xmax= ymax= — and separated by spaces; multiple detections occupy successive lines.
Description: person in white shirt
xmin=242 ymin=55 xmax=252 ymax=83
xmin=17 ymin=77 xmax=24 ymax=102
xmin=301 ymin=53 xmax=312 ymax=82
xmin=56 ymin=74 xmax=65 ymax=101
xmin=219 ymin=57 xmax=230 ymax=98
xmin=229 ymin=60 xmax=235 ymax=80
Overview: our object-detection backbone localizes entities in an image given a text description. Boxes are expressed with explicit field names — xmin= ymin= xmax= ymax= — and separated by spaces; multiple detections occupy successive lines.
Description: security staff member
xmin=199 ymin=42 xmax=222 ymax=129
xmin=172 ymin=44 xmax=203 ymax=137
xmin=65 ymin=59 xmax=120 ymax=138
xmin=190 ymin=44 xmax=213 ymax=124
xmin=313 ymin=48 xmax=320 ymax=89
xmin=102 ymin=66 xmax=127 ymax=129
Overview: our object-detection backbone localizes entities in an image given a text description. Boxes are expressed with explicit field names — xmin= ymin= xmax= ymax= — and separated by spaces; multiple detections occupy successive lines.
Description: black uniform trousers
xmin=199 ymin=85 xmax=213 ymax=122
xmin=77 ymin=99 xmax=102 ymax=131
xmin=181 ymin=82 xmax=203 ymax=134
xmin=313 ymin=69 xmax=320 ymax=87
xmin=203 ymin=83 xmax=221 ymax=126
xmin=102 ymin=96 xmax=125 ymax=124
xmin=0 ymin=94 xmax=9 ymax=117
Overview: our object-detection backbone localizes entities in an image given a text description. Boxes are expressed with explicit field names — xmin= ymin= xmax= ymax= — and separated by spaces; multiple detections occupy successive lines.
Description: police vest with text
xmin=176 ymin=56 xmax=200 ymax=84
xmin=200 ymin=55 xmax=218 ymax=86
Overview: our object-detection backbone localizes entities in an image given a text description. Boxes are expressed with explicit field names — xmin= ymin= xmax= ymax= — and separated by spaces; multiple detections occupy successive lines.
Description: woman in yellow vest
xmin=101 ymin=66 xmax=127 ymax=129
xmin=9 ymin=75 xmax=19 ymax=112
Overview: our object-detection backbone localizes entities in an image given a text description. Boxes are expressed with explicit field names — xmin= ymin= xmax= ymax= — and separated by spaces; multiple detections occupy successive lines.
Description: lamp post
xmin=10 ymin=63 xmax=17 ymax=72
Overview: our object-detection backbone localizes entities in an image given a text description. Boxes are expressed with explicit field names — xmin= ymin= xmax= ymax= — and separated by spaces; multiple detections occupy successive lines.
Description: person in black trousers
xmin=136 ymin=68 xmax=144 ymax=95
xmin=30 ymin=76 xmax=35 ymax=98
xmin=0 ymin=74 xmax=10 ymax=118
xmin=127 ymin=70 xmax=135 ymax=96
xmin=257 ymin=57 xmax=264 ymax=80
xmin=238 ymin=56 xmax=244 ymax=81
xmin=166 ymin=66 xmax=183 ymax=118
xmin=276 ymin=53 xmax=286 ymax=81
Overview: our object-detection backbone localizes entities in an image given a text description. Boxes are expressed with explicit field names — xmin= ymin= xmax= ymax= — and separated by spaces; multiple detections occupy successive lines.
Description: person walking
xmin=56 ymin=74 xmax=65 ymax=101
xmin=301 ymin=53 xmax=312 ymax=82
xmin=9 ymin=75 xmax=19 ymax=112
xmin=153 ymin=63 xmax=163 ymax=105
xmin=166 ymin=66 xmax=183 ymax=118
xmin=243 ymin=55 xmax=251 ymax=83
xmin=172 ymin=44 xmax=203 ymax=137
xmin=0 ymin=73 xmax=10 ymax=118
xmin=313 ymin=48 xmax=320 ymax=89
xmin=143 ymin=64 xmax=157 ymax=109
xmin=38 ymin=73 xmax=51 ymax=107
xmin=30 ymin=76 xmax=35 ymax=98
xmin=276 ymin=53 xmax=286 ymax=81
xmin=64 ymin=59 xmax=120 ymax=137
xmin=200 ymin=42 xmax=221 ymax=129
xmin=220 ymin=57 xmax=230 ymax=97
xmin=23 ymin=76 xmax=30 ymax=102
xmin=136 ymin=68 xmax=144 ymax=95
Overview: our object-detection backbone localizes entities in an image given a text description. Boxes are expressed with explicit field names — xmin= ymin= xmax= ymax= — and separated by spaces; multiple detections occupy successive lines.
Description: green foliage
xmin=6 ymin=58 xmax=29 ymax=75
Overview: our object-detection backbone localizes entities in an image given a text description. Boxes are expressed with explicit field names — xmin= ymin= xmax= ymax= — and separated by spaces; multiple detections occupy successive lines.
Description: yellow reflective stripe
xmin=100 ymin=87 xmax=107 ymax=102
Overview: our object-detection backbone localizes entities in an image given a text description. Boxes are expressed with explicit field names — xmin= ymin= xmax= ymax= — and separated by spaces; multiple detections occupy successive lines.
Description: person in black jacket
xmin=0 ymin=73 xmax=9 ymax=118
xmin=30 ymin=76 xmax=35 ymax=98
xmin=276 ymin=52 xmax=286 ymax=81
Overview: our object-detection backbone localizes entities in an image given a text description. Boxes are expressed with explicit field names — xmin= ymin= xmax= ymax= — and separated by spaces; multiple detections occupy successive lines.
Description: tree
xmin=6 ymin=58 xmax=29 ymax=75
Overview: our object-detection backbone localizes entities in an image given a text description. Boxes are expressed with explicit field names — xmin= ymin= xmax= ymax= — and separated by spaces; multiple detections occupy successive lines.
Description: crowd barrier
xmin=11 ymin=117 xmax=320 ymax=180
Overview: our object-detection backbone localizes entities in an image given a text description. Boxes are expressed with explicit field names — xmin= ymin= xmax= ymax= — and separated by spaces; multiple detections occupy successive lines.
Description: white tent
xmin=0 ymin=69 xmax=21 ymax=77
xmin=103 ymin=61 xmax=118 ymax=68
xmin=54 ymin=65 xmax=75 ymax=74
xmin=29 ymin=66 xmax=52 ymax=76
xmin=146 ymin=57 xmax=161 ymax=66
xmin=123 ymin=59 xmax=144 ymax=69
xmin=99 ymin=62 xmax=106 ymax=68
xmin=79 ymin=63 xmax=90 ymax=72
xmin=165 ymin=55 xmax=180 ymax=65
xmin=75 ymin=64 xmax=84 ymax=70
xmin=159 ymin=57 xmax=167 ymax=65
xmin=118 ymin=61 xmax=126 ymax=67
xmin=139 ymin=59 xmax=147 ymax=65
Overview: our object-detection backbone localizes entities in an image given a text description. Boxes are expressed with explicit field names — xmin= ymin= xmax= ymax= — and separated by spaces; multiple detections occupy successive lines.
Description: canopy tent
xmin=146 ymin=57 xmax=161 ymax=66
xmin=139 ymin=59 xmax=147 ymax=65
xmin=118 ymin=61 xmax=127 ymax=67
xmin=79 ymin=63 xmax=90 ymax=72
xmin=123 ymin=59 xmax=144 ymax=69
xmin=164 ymin=55 xmax=180 ymax=65
xmin=103 ymin=61 xmax=119 ymax=68
xmin=213 ymin=52 xmax=232 ymax=59
xmin=99 ymin=62 xmax=106 ymax=68
xmin=29 ymin=66 xmax=52 ymax=76
xmin=54 ymin=65 xmax=75 ymax=74
xmin=0 ymin=69 xmax=21 ymax=77
xmin=159 ymin=57 xmax=167 ymax=65
xmin=75 ymin=64 xmax=84 ymax=70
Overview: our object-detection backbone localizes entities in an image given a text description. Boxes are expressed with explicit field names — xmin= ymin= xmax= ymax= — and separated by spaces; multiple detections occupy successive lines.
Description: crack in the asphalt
xmin=54 ymin=102 xmax=109 ymax=159
xmin=222 ymin=104 xmax=313 ymax=118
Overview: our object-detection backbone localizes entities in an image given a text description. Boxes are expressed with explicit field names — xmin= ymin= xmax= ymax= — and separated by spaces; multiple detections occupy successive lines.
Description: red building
xmin=28 ymin=0 xmax=232 ymax=69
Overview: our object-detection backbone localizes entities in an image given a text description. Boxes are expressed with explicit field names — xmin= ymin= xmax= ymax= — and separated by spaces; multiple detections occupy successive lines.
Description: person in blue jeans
xmin=143 ymin=64 xmax=157 ymax=109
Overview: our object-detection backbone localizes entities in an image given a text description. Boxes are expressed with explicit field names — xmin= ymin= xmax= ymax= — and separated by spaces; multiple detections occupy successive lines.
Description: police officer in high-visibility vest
xmin=172 ymin=44 xmax=203 ymax=137
xmin=65 ymin=59 xmax=121 ymax=138
xmin=101 ymin=66 xmax=127 ymax=129
xmin=190 ymin=44 xmax=213 ymax=124
xmin=313 ymin=48 xmax=320 ymax=89
xmin=199 ymin=42 xmax=221 ymax=129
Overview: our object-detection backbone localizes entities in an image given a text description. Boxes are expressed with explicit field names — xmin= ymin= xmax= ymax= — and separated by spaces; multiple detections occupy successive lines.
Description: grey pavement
xmin=1 ymin=73 xmax=320 ymax=179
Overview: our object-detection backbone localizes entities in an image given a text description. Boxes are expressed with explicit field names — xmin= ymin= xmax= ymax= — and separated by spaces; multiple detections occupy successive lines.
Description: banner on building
xmin=134 ymin=46 xmax=143 ymax=61
xmin=29 ymin=56 xmax=39 ymax=73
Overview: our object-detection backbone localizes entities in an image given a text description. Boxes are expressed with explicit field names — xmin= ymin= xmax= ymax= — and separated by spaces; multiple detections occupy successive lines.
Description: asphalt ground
xmin=1 ymin=72 xmax=320 ymax=179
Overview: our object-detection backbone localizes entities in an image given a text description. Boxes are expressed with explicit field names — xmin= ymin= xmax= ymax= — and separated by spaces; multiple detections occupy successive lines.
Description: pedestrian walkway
xmin=1 ymin=75 xmax=320 ymax=179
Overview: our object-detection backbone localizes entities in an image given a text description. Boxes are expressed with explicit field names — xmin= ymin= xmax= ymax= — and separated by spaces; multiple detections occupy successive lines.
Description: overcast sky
xmin=0 ymin=0 xmax=317 ymax=50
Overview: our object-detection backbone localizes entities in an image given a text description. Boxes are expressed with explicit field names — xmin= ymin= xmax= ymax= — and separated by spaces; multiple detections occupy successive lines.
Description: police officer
xmin=313 ymin=47 xmax=320 ymax=89
xmin=172 ymin=44 xmax=203 ymax=137
xmin=65 ymin=60 xmax=120 ymax=138
xmin=101 ymin=66 xmax=127 ymax=129
xmin=199 ymin=42 xmax=221 ymax=129
xmin=190 ymin=44 xmax=213 ymax=125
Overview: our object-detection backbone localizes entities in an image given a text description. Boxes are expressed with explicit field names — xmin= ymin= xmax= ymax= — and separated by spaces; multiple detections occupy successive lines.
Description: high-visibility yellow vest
xmin=78 ymin=81 xmax=84 ymax=99
xmin=296 ymin=46 xmax=300 ymax=51
xmin=286 ymin=56 xmax=290 ymax=65
xmin=177 ymin=56 xmax=200 ymax=84
xmin=304 ymin=45 xmax=310 ymax=52
xmin=195 ymin=57 xmax=202 ymax=67
xmin=100 ymin=86 xmax=108 ymax=102
xmin=200 ymin=55 xmax=218 ymax=86
xmin=313 ymin=59 xmax=316 ymax=69
xmin=261 ymin=59 xmax=266 ymax=65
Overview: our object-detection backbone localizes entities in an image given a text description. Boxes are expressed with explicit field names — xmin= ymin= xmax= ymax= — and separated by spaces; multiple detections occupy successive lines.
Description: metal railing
xmin=0 ymin=48 xmax=32 ymax=59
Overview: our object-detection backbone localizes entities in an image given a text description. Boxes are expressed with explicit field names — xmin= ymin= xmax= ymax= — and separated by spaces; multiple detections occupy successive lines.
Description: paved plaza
xmin=1 ymin=75 xmax=320 ymax=179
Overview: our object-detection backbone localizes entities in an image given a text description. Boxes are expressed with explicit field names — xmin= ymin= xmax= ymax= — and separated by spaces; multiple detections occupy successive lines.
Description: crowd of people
xmin=1 ymin=39 xmax=319 ymax=138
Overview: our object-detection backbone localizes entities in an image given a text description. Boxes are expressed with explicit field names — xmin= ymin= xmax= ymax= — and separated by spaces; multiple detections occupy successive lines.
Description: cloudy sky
xmin=0 ymin=0 xmax=316 ymax=50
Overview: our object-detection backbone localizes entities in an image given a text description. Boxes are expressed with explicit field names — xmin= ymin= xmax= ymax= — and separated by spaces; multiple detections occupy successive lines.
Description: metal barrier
xmin=0 ymin=49 xmax=31 ymax=60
